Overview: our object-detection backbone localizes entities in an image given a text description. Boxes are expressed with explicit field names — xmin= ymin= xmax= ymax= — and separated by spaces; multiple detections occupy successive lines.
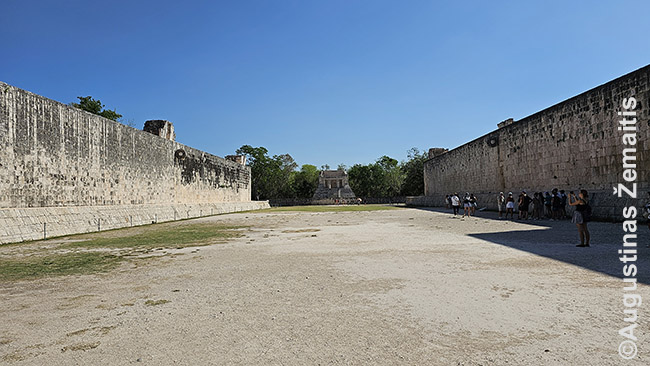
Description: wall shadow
xmin=410 ymin=206 xmax=650 ymax=285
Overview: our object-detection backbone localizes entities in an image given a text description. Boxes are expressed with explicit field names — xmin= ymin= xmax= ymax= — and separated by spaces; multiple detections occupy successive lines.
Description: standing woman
xmin=505 ymin=192 xmax=515 ymax=219
xmin=469 ymin=193 xmax=477 ymax=216
xmin=463 ymin=192 xmax=471 ymax=217
xmin=569 ymin=190 xmax=591 ymax=247
xmin=497 ymin=192 xmax=505 ymax=219
xmin=531 ymin=193 xmax=541 ymax=220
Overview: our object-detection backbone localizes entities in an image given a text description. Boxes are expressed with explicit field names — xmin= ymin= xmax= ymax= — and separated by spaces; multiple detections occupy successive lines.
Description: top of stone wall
xmin=0 ymin=81 xmax=246 ymax=171
xmin=426 ymin=63 xmax=650 ymax=162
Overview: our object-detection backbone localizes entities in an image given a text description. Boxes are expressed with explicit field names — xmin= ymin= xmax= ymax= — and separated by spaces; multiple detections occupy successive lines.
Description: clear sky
xmin=2 ymin=0 xmax=649 ymax=168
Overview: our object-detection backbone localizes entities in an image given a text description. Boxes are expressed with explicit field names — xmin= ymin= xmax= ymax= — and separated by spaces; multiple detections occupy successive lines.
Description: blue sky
xmin=2 ymin=0 xmax=649 ymax=168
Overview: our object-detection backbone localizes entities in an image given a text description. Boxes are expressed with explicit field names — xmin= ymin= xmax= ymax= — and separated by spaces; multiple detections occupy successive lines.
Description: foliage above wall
xmin=238 ymin=145 xmax=427 ymax=200
xmin=70 ymin=96 xmax=123 ymax=122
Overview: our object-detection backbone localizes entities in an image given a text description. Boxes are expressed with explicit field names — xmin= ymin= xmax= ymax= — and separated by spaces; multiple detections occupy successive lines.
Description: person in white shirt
xmin=450 ymin=193 xmax=461 ymax=216
xmin=497 ymin=192 xmax=505 ymax=219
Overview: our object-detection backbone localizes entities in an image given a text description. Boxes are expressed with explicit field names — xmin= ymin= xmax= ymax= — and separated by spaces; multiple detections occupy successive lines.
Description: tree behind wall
xmin=348 ymin=156 xmax=404 ymax=198
xmin=348 ymin=148 xmax=425 ymax=198
xmin=400 ymin=147 xmax=427 ymax=196
xmin=292 ymin=164 xmax=319 ymax=198
xmin=236 ymin=145 xmax=298 ymax=200
xmin=70 ymin=96 xmax=123 ymax=122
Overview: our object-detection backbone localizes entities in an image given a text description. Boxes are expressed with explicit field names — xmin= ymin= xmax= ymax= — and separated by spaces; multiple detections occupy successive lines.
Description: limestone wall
xmin=0 ymin=82 xmax=267 ymax=243
xmin=420 ymin=65 xmax=650 ymax=220
xmin=0 ymin=202 xmax=269 ymax=244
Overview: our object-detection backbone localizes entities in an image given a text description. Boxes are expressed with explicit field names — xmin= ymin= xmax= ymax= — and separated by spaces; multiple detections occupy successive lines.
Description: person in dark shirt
xmin=551 ymin=188 xmax=561 ymax=220
xmin=559 ymin=190 xmax=568 ymax=219
xmin=532 ymin=192 xmax=543 ymax=220
xmin=520 ymin=191 xmax=532 ymax=220
xmin=544 ymin=192 xmax=552 ymax=219
xmin=469 ymin=194 xmax=477 ymax=216
xmin=517 ymin=193 xmax=524 ymax=219
xmin=462 ymin=193 xmax=471 ymax=217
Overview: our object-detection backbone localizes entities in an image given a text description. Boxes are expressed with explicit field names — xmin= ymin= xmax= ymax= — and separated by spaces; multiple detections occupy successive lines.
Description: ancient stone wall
xmin=417 ymin=65 xmax=650 ymax=220
xmin=0 ymin=82 xmax=267 ymax=243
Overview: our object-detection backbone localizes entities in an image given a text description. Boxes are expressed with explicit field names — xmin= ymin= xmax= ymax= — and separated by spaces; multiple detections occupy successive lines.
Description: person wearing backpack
xmin=569 ymin=189 xmax=591 ymax=247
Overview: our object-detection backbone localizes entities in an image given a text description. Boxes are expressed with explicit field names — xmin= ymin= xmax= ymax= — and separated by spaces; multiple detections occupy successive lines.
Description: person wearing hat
xmin=497 ymin=192 xmax=505 ymax=219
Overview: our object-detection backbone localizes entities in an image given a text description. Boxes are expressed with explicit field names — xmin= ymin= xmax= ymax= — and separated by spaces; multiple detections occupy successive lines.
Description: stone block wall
xmin=0 ymin=201 xmax=269 ymax=244
xmin=0 ymin=82 xmax=267 ymax=243
xmin=421 ymin=65 xmax=650 ymax=220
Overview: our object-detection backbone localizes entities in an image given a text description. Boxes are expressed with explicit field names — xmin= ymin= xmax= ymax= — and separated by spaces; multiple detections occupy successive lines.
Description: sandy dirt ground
xmin=1 ymin=207 xmax=649 ymax=365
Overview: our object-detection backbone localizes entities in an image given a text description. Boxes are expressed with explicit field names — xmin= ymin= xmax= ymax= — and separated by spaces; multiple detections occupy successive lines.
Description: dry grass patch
xmin=144 ymin=299 xmax=170 ymax=306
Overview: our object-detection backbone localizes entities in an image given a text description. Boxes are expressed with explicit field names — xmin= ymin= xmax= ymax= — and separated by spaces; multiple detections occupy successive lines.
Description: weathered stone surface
xmin=0 ymin=82 xmax=264 ymax=243
xmin=0 ymin=201 xmax=269 ymax=244
xmin=225 ymin=155 xmax=247 ymax=165
xmin=143 ymin=119 xmax=175 ymax=141
xmin=420 ymin=65 xmax=650 ymax=220
xmin=312 ymin=170 xmax=356 ymax=199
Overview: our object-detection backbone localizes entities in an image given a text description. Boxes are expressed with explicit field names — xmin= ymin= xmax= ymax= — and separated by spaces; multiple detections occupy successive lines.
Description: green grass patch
xmin=61 ymin=223 xmax=246 ymax=250
xmin=0 ymin=223 xmax=246 ymax=282
xmin=0 ymin=252 xmax=122 ymax=282
xmin=263 ymin=204 xmax=402 ymax=213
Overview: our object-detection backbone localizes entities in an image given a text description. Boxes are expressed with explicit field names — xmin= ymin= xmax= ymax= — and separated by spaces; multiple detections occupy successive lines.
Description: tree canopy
xmin=237 ymin=145 xmax=427 ymax=200
xmin=347 ymin=148 xmax=427 ymax=198
xmin=71 ymin=96 xmax=123 ymax=122
xmin=236 ymin=145 xmax=297 ymax=200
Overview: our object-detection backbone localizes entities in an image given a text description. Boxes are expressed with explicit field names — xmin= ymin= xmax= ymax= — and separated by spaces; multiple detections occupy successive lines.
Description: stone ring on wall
xmin=487 ymin=136 xmax=499 ymax=147
xmin=174 ymin=149 xmax=187 ymax=160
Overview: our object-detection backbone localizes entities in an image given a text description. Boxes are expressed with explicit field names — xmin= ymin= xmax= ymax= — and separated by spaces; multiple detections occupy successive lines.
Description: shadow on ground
xmin=412 ymin=206 xmax=650 ymax=285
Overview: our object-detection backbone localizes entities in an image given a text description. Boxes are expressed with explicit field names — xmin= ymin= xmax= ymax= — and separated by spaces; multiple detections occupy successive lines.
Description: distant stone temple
xmin=312 ymin=170 xmax=356 ymax=199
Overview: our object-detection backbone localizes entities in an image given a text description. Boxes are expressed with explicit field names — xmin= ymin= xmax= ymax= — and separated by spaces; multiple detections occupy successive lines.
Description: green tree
xmin=376 ymin=155 xmax=402 ymax=197
xmin=291 ymin=164 xmax=319 ymax=198
xmin=348 ymin=155 xmax=404 ymax=198
xmin=348 ymin=164 xmax=374 ymax=197
xmin=236 ymin=145 xmax=297 ymax=200
xmin=400 ymin=147 xmax=428 ymax=196
xmin=71 ymin=96 xmax=123 ymax=122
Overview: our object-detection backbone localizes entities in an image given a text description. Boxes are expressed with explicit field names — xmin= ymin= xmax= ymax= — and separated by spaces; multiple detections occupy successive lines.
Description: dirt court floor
xmin=1 ymin=206 xmax=649 ymax=365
